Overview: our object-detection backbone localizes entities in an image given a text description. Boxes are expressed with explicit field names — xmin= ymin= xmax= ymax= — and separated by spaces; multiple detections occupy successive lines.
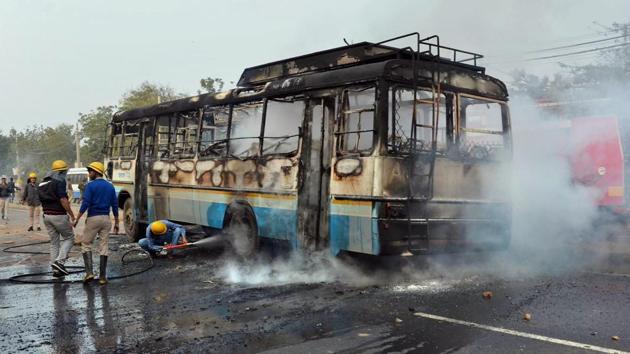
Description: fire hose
xmin=3 ymin=235 xmax=155 ymax=284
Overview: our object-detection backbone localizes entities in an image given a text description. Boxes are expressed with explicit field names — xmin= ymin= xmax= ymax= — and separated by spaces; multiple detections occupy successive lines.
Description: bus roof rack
xmin=237 ymin=33 xmax=486 ymax=87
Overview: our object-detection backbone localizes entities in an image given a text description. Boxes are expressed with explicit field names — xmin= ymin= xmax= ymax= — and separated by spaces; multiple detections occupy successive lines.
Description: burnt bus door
xmin=133 ymin=121 xmax=152 ymax=226
xmin=296 ymin=97 xmax=334 ymax=251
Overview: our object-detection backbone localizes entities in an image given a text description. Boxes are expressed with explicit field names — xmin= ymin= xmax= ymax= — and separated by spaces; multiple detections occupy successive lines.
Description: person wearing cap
xmin=139 ymin=220 xmax=188 ymax=256
xmin=21 ymin=172 xmax=42 ymax=231
xmin=0 ymin=176 xmax=9 ymax=221
xmin=74 ymin=162 xmax=119 ymax=284
xmin=39 ymin=160 xmax=76 ymax=278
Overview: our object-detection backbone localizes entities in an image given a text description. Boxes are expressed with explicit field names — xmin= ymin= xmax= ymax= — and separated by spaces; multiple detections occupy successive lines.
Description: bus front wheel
xmin=224 ymin=205 xmax=259 ymax=259
xmin=123 ymin=198 xmax=142 ymax=242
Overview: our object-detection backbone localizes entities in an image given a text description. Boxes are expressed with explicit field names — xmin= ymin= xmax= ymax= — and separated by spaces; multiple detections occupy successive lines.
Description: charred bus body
xmin=106 ymin=34 xmax=512 ymax=256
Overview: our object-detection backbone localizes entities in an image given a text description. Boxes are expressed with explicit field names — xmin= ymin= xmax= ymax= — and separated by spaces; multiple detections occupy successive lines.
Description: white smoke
xmin=217 ymin=251 xmax=373 ymax=287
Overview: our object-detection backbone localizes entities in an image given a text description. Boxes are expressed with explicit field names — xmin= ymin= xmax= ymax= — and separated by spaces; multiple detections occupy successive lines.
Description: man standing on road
xmin=39 ymin=160 xmax=76 ymax=278
xmin=8 ymin=177 xmax=20 ymax=203
xmin=0 ymin=176 xmax=9 ymax=222
xmin=74 ymin=162 xmax=119 ymax=285
xmin=139 ymin=220 xmax=188 ymax=256
xmin=21 ymin=172 xmax=42 ymax=231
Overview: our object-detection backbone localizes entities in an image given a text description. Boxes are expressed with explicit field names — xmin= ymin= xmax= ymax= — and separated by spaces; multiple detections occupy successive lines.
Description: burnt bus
xmin=106 ymin=33 xmax=511 ymax=257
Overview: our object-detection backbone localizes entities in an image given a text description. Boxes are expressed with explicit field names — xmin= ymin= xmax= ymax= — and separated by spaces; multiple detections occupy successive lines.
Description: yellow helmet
xmin=51 ymin=160 xmax=69 ymax=171
xmin=28 ymin=172 xmax=37 ymax=179
xmin=150 ymin=221 xmax=168 ymax=235
xmin=87 ymin=161 xmax=105 ymax=175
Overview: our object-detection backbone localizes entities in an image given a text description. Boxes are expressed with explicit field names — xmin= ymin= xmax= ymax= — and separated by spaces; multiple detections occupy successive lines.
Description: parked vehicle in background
xmin=66 ymin=168 xmax=89 ymax=203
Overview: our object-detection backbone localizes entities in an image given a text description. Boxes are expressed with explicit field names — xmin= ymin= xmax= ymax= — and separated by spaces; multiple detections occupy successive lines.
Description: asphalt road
xmin=1 ymin=206 xmax=630 ymax=353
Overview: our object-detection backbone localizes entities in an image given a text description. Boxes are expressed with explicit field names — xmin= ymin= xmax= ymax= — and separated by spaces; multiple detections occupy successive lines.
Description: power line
xmin=525 ymin=35 xmax=625 ymax=54
xmin=526 ymin=42 xmax=630 ymax=61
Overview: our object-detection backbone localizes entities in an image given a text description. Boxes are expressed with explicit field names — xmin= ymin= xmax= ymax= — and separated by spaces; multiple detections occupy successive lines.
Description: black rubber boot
xmin=99 ymin=255 xmax=108 ymax=285
xmin=82 ymin=252 xmax=94 ymax=283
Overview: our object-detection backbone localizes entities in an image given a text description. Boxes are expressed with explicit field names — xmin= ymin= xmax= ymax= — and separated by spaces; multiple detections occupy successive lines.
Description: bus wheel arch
xmin=223 ymin=201 xmax=259 ymax=258
xmin=121 ymin=195 xmax=143 ymax=242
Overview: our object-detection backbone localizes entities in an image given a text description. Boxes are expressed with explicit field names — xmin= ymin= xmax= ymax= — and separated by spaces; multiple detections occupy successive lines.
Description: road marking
xmin=584 ymin=271 xmax=630 ymax=279
xmin=413 ymin=311 xmax=628 ymax=354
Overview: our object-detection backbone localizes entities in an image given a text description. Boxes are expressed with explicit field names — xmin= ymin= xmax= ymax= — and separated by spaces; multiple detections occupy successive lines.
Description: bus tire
xmin=123 ymin=198 xmax=143 ymax=242
xmin=224 ymin=204 xmax=259 ymax=259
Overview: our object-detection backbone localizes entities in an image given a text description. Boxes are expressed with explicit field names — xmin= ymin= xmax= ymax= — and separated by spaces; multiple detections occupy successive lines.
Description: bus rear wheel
xmin=224 ymin=206 xmax=259 ymax=259
xmin=123 ymin=198 xmax=143 ymax=242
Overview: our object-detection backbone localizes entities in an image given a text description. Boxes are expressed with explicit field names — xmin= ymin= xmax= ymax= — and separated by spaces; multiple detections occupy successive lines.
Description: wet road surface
xmin=2 ymin=206 xmax=630 ymax=353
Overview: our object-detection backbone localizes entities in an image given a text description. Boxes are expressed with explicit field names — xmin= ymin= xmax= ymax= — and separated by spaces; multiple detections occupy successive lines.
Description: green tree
xmin=79 ymin=105 xmax=115 ymax=164
xmin=198 ymin=77 xmax=224 ymax=94
xmin=0 ymin=131 xmax=15 ymax=176
xmin=118 ymin=82 xmax=182 ymax=111
xmin=10 ymin=124 xmax=76 ymax=180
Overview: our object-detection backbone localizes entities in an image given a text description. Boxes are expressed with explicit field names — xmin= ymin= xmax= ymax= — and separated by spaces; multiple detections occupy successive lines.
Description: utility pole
xmin=14 ymin=134 xmax=19 ymax=177
xmin=75 ymin=121 xmax=81 ymax=168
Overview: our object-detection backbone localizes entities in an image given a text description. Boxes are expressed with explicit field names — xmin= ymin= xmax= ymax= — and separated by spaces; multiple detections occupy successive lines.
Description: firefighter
xmin=39 ymin=160 xmax=76 ymax=277
xmin=139 ymin=220 xmax=188 ymax=256
xmin=74 ymin=162 xmax=119 ymax=285
xmin=21 ymin=172 xmax=42 ymax=231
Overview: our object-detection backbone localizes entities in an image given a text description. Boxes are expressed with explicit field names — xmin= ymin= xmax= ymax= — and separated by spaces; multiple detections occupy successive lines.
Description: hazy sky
xmin=1 ymin=0 xmax=629 ymax=130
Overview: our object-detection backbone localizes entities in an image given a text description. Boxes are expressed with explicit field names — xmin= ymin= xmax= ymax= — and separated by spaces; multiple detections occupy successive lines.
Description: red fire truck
xmin=569 ymin=116 xmax=625 ymax=210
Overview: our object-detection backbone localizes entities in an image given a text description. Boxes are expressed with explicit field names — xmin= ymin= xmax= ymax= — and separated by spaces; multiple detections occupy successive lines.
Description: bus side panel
xmin=329 ymin=198 xmax=379 ymax=256
xmin=329 ymin=157 xmax=375 ymax=197
xmin=160 ymin=187 xmax=299 ymax=243
xmin=111 ymin=159 xmax=136 ymax=184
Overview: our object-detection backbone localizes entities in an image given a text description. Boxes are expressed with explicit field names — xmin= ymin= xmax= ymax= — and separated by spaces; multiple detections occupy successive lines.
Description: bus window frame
xmin=119 ymin=121 xmax=140 ymax=160
xmin=457 ymin=93 xmax=511 ymax=157
xmin=198 ymin=105 xmax=230 ymax=159
xmin=335 ymin=85 xmax=377 ymax=157
xmin=154 ymin=114 xmax=174 ymax=160
xmin=387 ymin=85 xmax=454 ymax=155
xmin=142 ymin=117 xmax=156 ymax=160
xmin=108 ymin=122 xmax=123 ymax=159
xmin=169 ymin=109 xmax=200 ymax=160
xmin=261 ymin=96 xmax=305 ymax=158
xmin=226 ymin=100 xmax=266 ymax=159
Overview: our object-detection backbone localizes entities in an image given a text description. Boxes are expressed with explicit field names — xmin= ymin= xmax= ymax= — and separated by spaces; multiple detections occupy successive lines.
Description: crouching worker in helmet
xmin=139 ymin=220 xmax=188 ymax=256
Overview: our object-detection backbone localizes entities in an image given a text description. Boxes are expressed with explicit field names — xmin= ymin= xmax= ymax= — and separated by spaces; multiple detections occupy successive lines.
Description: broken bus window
xmin=263 ymin=98 xmax=304 ymax=156
xmin=337 ymin=86 xmax=375 ymax=154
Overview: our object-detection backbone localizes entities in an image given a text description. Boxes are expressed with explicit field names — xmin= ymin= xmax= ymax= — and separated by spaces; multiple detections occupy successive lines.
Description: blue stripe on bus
xmin=206 ymin=203 xmax=228 ymax=229
xmin=145 ymin=194 xmax=381 ymax=256
xmin=329 ymin=214 xmax=380 ymax=256
xmin=251 ymin=207 xmax=297 ymax=243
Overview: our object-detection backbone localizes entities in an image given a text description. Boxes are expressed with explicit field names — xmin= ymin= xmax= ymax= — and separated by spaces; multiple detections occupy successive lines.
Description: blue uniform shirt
xmin=79 ymin=178 xmax=118 ymax=218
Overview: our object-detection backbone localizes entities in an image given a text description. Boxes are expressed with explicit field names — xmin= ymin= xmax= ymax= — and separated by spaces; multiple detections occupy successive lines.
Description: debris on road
xmin=523 ymin=313 xmax=532 ymax=321
xmin=395 ymin=318 xmax=403 ymax=323
xmin=482 ymin=291 xmax=493 ymax=299
xmin=612 ymin=336 xmax=620 ymax=341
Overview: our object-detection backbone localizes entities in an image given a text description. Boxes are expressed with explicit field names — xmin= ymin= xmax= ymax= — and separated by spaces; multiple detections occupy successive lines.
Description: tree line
xmin=0 ymin=77 xmax=225 ymax=181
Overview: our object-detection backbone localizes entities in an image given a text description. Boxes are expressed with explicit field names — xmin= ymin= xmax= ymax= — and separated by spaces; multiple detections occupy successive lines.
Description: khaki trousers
xmin=81 ymin=215 xmax=111 ymax=256
xmin=28 ymin=205 xmax=41 ymax=227
xmin=0 ymin=198 xmax=8 ymax=219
